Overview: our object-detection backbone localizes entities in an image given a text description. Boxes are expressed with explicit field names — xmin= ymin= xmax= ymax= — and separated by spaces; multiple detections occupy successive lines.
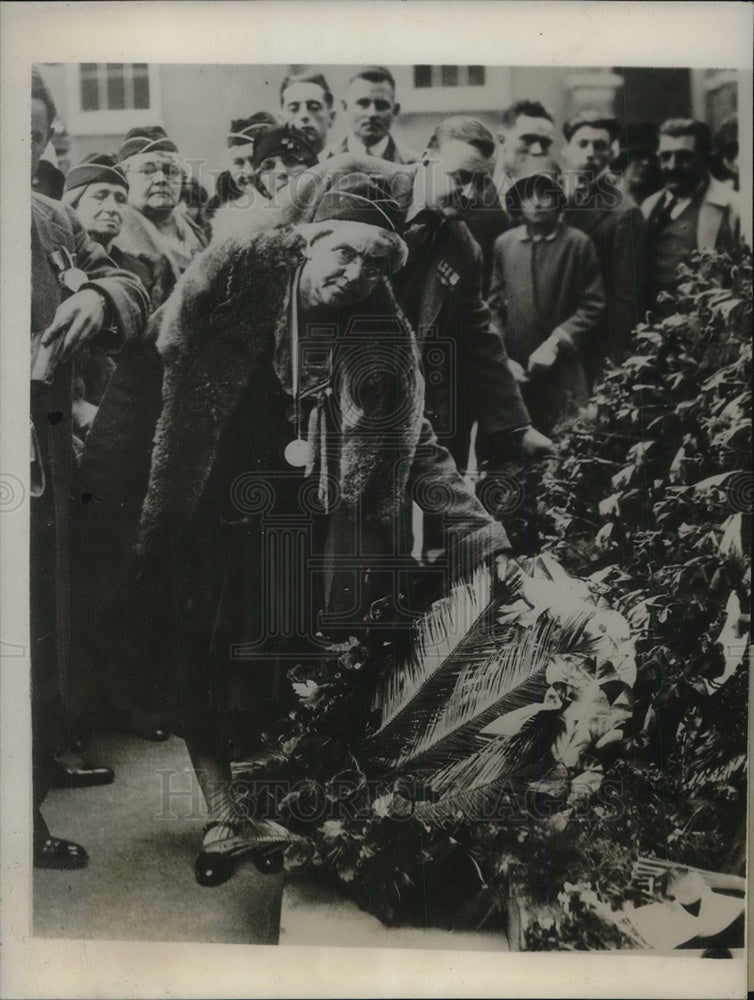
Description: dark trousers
xmin=31 ymin=376 xmax=75 ymax=843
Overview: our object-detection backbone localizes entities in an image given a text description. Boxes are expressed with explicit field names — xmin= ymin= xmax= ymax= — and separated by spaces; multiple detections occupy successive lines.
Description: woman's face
xmin=228 ymin=142 xmax=256 ymax=191
xmin=124 ymin=153 xmax=183 ymax=214
xmin=74 ymin=182 xmax=128 ymax=241
xmin=300 ymin=222 xmax=392 ymax=310
xmin=256 ymin=154 xmax=310 ymax=198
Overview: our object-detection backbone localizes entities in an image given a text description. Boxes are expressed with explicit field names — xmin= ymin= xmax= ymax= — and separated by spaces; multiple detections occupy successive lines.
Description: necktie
xmin=647 ymin=194 xmax=679 ymax=238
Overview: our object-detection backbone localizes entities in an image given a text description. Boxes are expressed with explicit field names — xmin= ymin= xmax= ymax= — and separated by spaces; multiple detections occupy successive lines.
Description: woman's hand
xmin=41 ymin=289 xmax=107 ymax=362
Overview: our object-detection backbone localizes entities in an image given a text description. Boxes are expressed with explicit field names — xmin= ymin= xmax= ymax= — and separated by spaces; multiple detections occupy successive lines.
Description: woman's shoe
xmin=194 ymin=818 xmax=294 ymax=887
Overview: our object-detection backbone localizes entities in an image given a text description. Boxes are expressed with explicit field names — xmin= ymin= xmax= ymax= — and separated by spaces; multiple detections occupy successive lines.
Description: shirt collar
xmin=663 ymin=177 xmax=707 ymax=209
xmin=346 ymin=133 xmax=391 ymax=159
xmin=518 ymin=220 xmax=562 ymax=242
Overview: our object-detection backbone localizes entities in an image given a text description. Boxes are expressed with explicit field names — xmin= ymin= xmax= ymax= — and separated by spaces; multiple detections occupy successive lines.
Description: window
xmin=413 ymin=66 xmax=486 ymax=89
xmin=65 ymin=63 xmax=161 ymax=134
xmin=79 ymin=63 xmax=151 ymax=112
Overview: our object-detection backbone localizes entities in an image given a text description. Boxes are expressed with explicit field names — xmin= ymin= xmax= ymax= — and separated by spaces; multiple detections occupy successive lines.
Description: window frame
xmin=401 ymin=65 xmax=509 ymax=113
xmin=64 ymin=63 xmax=162 ymax=135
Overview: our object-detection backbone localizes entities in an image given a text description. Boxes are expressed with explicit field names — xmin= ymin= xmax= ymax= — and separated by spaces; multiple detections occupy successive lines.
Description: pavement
xmin=34 ymin=732 xmax=508 ymax=952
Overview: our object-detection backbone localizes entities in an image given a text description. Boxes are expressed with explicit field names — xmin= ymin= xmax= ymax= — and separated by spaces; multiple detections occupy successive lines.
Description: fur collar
xmin=139 ymin=225 xmax=424 ymax=553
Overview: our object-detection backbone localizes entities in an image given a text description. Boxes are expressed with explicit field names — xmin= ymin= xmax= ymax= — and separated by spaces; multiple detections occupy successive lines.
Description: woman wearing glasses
xmin=113 ymin=126 xmax=208 ymax=279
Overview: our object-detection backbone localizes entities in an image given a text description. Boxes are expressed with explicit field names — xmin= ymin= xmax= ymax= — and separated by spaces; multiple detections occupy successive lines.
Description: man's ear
xmin=340 ymin=99 xmax=347 ymax=113
xmin=393 ymin=102 xmax=401 ymax=118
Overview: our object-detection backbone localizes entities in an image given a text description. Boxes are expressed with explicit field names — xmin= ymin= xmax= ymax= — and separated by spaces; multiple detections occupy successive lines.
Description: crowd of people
xmin=30 ymin=65 xmax=741 ymax=882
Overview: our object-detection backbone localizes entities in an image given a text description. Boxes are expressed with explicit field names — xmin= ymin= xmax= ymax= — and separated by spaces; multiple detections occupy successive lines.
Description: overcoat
xmin=30 ymin=192 xmax=148 ymax=803
xmin=563 ymin=171 xmax=648 ymax=383
xmin=137 ymin=225 xmax=509 ymax=747
xmin=488 ymin=222 xmax=606 ymax=435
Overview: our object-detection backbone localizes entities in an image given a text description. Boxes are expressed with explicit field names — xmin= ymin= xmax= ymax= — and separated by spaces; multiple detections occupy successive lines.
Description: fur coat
xmin=139 ymin=224 xmax=508 ymax=570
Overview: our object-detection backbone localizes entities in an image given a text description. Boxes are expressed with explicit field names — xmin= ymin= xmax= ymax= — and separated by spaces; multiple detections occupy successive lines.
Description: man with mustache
xmin=391 ymin=117 xmax=553 ymax=484
xmin=642 ymin=118 xmax=741 ymax=305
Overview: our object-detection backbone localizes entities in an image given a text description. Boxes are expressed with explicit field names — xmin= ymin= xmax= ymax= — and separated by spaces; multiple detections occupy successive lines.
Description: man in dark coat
xmin=30 ymin=68 xmax=150 ymax=869
xmin=642 ymin=118 xmax=741 ymax=305
xmin=561 ymin=111 xmax=648 ymax=384
xmin=138 ymin=177 xmax=512 ymax=885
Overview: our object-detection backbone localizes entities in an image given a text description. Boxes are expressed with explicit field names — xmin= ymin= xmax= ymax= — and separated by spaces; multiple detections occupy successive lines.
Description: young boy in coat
xmin=488 ymin=160 xmax=606 ymax=436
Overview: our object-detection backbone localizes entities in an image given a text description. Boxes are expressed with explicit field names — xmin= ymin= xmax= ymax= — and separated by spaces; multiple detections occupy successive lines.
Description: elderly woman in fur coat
xmin=138 ymin=175 xmax=512 ymax=885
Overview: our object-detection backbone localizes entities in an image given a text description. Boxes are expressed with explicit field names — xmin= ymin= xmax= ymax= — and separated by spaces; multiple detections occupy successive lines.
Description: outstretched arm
xmin=408 ymin=416 xmax=511 ymax=577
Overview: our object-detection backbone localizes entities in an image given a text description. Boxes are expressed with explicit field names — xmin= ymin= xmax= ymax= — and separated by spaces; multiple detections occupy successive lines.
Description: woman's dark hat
xmin=116 ymin=125 xmax=179 ymax=162
xmin=312 ymin=173 xmax=404 ymax=232
xmin=252 ymin=124 xmax=318 ymax=170
xmin=65 ymin=152 xmax=129 ymax=192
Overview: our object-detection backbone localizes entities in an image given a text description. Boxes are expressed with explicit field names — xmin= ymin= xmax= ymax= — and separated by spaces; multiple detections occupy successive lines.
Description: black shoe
xmin=53 ymin=753 xmax=115 ymax=788
xmin=129 ymin=707 xmax=170 ymax=742
xmin=34 ymin=836 xmax=89 ymax=870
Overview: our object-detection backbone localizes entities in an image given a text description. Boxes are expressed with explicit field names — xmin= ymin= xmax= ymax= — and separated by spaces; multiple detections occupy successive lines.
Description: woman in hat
xmin=207 ymin=112 xmax=278 ymax=218
xmin=63 ymin=154 xmax=172 ymax=743
xmin=114 ymin=125 xmax=207 ymax=279
xmin=64 ymin=153 xmax=175 ymax=310
xmin=210 ymin=123 xmax=318 ymax=243
xmin=138 ymin=174 xmax=511 ymax=884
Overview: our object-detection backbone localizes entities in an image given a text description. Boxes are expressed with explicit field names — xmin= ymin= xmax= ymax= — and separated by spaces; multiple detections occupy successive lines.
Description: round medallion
xmin=284 ymin=438 xmax=309 ymax=467
xmin=62 ymin=268 xmax=89 ymax=293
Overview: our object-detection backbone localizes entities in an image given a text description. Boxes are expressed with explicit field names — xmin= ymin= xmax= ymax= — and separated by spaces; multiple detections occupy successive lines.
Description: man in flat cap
xmin=330 ymin=66 xmax=418 ymax=164
xmin=30 ymin=68 xmax=150 ymax=869
xmin=137 ymin=172 xmax=512 ymax=886
xmin=114 ymin=125 xmax=208 ymax=281
xmin=561 ymin=110 xmax=648 ymax=383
